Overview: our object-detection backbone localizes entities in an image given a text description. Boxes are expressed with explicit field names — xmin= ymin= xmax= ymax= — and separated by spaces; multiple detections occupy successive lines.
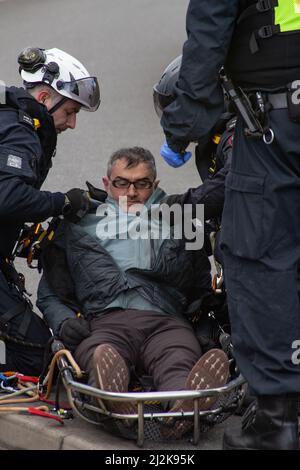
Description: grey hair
xmin=107 ymin=147 xmax=157 ymax=179
xmin=26 ymin=83 xmax=62 ymax=105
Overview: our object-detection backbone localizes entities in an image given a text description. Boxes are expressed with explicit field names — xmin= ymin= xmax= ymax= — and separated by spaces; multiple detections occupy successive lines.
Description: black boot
xmin=223 ymin=395 xmax=299 ymax=450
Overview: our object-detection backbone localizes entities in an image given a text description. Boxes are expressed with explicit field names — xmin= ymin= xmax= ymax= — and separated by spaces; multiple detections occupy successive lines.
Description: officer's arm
xmin=0 ymin=119 xmax=65 ymax=221
xmin=185 ymin=132 xmax=233 ymax=218
xmin=161 ymin=159 xmax=230 ymax=220
xmin=37 ymin=275 xmax=77 ymax=336
xmin=0 ymin=173 xmax=64 ymax=222
xmin=184 ymin=164 xmax=229 ymax=219
xmin=161 ymin=0 xmax=239 ymax=151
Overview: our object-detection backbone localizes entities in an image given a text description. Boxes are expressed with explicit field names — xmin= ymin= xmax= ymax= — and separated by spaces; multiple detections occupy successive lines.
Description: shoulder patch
xmin=18 ymin=110 xmax=35 ymax=130
xmin=7 ymin=154 xmax=22 ymax=169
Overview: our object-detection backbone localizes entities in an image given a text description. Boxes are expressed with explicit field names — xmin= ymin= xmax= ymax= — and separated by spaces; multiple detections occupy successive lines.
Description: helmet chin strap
xmin=48 ymin=97 xmax=68 ymax=115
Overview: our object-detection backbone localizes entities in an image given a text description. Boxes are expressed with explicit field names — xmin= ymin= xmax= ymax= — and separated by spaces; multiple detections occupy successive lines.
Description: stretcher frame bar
xmin=57 ymin=352 xmax=245 ymax=447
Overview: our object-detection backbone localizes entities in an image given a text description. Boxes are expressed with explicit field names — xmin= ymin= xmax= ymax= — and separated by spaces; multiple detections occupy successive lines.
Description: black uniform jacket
xmin=161 ymin=0 xmax=240 ymax=152
xmin=0 ymin=87 xmax=64 ymax=257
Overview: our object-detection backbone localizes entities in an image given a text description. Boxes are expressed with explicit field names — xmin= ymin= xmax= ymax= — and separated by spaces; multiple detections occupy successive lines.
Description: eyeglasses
xmin=111 ymin=177 xmax=154 ymax=190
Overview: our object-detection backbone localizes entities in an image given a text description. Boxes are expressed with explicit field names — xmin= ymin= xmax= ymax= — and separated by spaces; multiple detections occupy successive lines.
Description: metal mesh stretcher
xmin=10 ymin=222 xmax=246 ymax=446
xmin=53 ymin=341 xmax=245 ymax=447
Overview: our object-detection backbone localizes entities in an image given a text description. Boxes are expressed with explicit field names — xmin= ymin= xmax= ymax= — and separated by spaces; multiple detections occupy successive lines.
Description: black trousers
xmin=74 ymin=309 xmax=202 ymax=392
xmin=0 ymin=271 xmax=50 ymax=375
xmin=221 ymin=109 xmax=300 ymax=395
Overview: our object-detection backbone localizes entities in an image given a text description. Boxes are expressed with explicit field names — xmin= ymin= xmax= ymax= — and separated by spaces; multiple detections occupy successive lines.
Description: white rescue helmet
xmin=18 ymin=47 xmax=100 ymax=111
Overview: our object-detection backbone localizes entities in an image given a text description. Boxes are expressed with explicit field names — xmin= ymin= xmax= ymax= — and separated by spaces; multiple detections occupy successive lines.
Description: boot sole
xmin=162 ymin=349 xmax=230 ymax=439
xmin=93 ymin=344 xmax=137 ymax=421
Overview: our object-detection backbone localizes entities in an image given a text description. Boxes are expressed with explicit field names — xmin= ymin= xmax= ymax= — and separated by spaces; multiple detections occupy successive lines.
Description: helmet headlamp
xmin=18 ymin=47 xmax=46 ymax=73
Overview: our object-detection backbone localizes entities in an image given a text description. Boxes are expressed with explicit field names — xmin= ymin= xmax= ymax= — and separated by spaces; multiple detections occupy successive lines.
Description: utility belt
xmin=220 ymin=68 xmax=300 ymax=145
xmin=265 ymin=88 xmax=300 ymax=126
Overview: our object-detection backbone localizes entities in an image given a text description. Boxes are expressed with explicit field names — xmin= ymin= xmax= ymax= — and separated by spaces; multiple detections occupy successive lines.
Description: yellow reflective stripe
xmin=212 ymin=134 xmax=221 ymax=145
xmin=33 ymin=118 xmax=41 ymax=130
xmin=275 ymin=0 xmax=300 ymax=33
xmin=34 ymin=223 xmax=41 ymax=234
xmin=48 ymin=231 xmax=54 ymax=241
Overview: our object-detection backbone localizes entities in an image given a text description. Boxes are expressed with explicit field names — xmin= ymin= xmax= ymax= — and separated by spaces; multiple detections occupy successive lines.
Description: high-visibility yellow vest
xmin=226 ymin=0 xmax=300 ymax=88
xmin=275 ymin=0 xmax=300 ymax=33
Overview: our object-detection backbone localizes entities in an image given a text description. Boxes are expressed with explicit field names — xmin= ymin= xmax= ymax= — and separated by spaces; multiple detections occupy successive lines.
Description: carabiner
xmin=263 ymin=128 xmax=274 ymax=145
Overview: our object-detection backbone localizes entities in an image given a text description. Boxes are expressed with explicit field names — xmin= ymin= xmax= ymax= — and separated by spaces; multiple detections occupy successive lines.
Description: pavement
xmin=0 ymin=395 xmax=239 ymax=450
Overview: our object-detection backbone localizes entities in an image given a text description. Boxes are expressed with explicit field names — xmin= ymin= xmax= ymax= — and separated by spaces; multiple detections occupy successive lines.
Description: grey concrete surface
xmin=0 ymin=407 xmax=239 ymax=450
xmin=0 ymin=0 xmax=236 ymax=451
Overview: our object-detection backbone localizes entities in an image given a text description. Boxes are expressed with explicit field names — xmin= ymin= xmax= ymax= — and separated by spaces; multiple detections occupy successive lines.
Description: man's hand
xmin=63 ymin=188 xmax=90 ymax=223
xmin=59 ymin=317 xmax=91 ymax=351
xmin=160 ymin=142 xmax=192 ymax=168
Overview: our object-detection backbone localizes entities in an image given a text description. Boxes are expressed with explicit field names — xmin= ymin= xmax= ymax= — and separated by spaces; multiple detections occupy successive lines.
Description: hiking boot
xmin=93 ymin=344 xmax=137 ymax=425
xmin=161 ymin=349 xmax=230 ymax=439
xmin=223 ymin=395 xmax=299 ymax=450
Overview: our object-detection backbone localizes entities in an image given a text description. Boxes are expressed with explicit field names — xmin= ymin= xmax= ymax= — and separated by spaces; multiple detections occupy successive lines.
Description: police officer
xmin=153 ymin=55 xmax=235 ymax=223
xmin=159 ymin=1 xmax=300 ymax=450
xmin=154 ymin=56 xmax=236 ymax=349
xmin=0 ymin=47 xmax=100 ymax=375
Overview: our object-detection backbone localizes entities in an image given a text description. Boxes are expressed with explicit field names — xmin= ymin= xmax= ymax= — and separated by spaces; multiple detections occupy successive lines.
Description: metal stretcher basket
xmin=53 ymin=341 xmax=246 ymax=447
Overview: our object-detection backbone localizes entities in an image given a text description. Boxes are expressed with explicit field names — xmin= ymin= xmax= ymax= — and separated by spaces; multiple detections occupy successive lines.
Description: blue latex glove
xmin=160 ymin=142 xmax=192 ymax=168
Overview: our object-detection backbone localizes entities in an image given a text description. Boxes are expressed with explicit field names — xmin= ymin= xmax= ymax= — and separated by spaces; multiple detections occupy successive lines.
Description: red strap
xmin=27 ymin=407 xmax=64 ymax=425
xmin=39 ymin=395 xmax=72 ymax=410
xmin=16 ymin=374 xmax=39 ymax=384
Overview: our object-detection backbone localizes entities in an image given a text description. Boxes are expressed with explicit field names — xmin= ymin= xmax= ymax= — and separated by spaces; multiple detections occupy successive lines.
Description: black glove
xmin=63 ymin=188 xmax=90 ymax=223
xmin=59 ymin=317 xmax=91 ymax=351
xmin=86 ymin=181 xmax=107 ymax=202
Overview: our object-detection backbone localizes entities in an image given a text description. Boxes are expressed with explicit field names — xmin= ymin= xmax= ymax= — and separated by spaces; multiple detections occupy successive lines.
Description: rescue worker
xmin=159 ymin=1 xmax=300 ymax=450
xmin=0 ymin=47 xmax=100 ymax=375
xmin=153 ymin=55 xmax=235 ymax=223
